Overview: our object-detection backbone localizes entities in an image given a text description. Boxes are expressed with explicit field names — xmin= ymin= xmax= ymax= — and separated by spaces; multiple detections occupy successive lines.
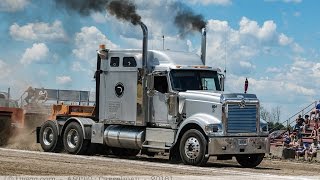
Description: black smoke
xmin=55 ymin=0 xmax=206 ymax=36
xmin=55 ymin=0 xmax=141 ymax=25
xmin=107 ymin=0 xmax=141 ymax=25
xmin=172 ymin=2 xmax=207 ymax=37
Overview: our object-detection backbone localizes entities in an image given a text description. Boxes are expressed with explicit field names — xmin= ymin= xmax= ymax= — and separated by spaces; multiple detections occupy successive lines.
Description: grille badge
xmin=239 ymin=99 xmax=246 ymax=108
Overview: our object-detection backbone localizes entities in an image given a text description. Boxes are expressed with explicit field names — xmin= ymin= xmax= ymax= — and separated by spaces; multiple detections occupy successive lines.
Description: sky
xmin=0 ymin=0 xmax=319 ymax=123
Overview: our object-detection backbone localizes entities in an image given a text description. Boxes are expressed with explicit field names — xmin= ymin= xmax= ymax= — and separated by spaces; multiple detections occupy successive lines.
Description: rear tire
xmin=63 ymin=122 xmax=88 ymax=155
xmin=236 ymin=154 xmax=264 ymax=168
xmin=39 ymin=120 xmax=63 ymax=152
xmin=179 ymin=129 xmax=208 ymax=166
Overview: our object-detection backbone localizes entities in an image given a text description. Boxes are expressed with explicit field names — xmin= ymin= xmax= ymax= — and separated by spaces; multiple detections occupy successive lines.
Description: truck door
xmin=152 ymin=75 xmax=169 ymax=124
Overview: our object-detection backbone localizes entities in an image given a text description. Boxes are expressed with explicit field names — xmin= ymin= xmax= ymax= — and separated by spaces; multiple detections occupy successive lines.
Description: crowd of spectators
xmin=283 ymin=103 xmax=320 ymax=161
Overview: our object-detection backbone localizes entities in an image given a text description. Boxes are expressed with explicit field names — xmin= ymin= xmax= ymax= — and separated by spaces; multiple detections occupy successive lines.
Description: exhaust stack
xmin=139 ymin=22 xmax=149 ymax=124
xmin=201 ymin=27 xmax=206 ymax=65
xmin=139 ymin=22 xmax=148 ymax=72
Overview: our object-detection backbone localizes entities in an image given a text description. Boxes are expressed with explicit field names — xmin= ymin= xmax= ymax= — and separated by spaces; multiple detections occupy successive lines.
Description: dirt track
xmin=0 ymin=148 xmax=320 ymax=179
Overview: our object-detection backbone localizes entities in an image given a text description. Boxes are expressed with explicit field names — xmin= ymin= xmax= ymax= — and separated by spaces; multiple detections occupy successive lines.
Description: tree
xmin=260 ymin=105 xmax=284 ymax=132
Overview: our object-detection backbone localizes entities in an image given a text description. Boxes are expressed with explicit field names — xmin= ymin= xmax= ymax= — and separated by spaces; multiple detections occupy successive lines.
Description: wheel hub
xmin=43 ymin=127 xmax=54 ymax=146
xmin=67 ymin=129 xmax=79 ymax=149
xmin=184 ymin=137 xmax=200 ymax=159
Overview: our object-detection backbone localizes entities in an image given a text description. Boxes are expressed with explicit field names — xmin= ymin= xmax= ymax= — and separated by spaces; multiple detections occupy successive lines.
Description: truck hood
xmin=178 ymin=91 xmax=258 ymax=103
xmin=178 ymin=91 xmax=222 ymax=103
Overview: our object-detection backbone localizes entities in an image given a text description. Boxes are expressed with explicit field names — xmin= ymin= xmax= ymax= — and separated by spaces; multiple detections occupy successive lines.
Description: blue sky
xmin=0 ymin=0 xmax=319 ymax=122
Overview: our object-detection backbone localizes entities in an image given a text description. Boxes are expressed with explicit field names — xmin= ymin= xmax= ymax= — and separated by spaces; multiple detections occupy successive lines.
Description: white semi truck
xmin=37 ymin=22 xmax=269 ymax=168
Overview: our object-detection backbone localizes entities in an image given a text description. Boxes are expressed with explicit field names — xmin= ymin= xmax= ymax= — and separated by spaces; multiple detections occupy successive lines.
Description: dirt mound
xmin=5 ymin=128 xmax=41 ymax=151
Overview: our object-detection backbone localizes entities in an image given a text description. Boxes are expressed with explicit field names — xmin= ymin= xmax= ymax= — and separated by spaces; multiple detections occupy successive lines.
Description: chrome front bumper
xmin=207 ymin=136 xmax=270 ymax=155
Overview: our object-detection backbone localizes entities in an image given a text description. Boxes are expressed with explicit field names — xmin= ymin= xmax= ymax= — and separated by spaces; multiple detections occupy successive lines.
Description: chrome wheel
xmin=184 ymin=136 xmax=201 ymax=160
xmin=67 ymin=129 xmax=79 ymax=149
xmin=43 ymin=127 xmax=54 ymax=146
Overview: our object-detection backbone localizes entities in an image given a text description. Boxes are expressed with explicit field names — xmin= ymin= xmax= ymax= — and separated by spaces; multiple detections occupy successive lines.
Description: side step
xmin=142 ymin=128 xmax=176 ymax=150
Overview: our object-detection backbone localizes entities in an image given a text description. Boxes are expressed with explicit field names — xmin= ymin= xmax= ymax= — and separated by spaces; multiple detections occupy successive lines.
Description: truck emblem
xmin=239 ymin=99 xmax=246 ymax=108
xmin=212 ymin=104 xmax=217 ymax=112
xmin=115 ymin=83 xmax=124 ymax=98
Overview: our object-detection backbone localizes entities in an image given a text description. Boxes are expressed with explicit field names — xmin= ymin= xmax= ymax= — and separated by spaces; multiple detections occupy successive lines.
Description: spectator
xmin=38 ymin=87 xmax=48 ymax=103
xmin=290 ymin=132 xmax=299 ymax=146
xmin=310 ymin=100 xmax=320 ymax=121
xmin=311 ymin=122 xmax=319 ymax=142
xmin=295 ymin=139 xmax=306 ymax=160
xmin=283 ymin=132 xmax=291 ymax=147
xmin=304 ymin=115 xmax=311 ymax=133
xmin=305 ymin=138 xmax=318 ymax=161
xmin=24 ymin=86 xmax=35 ymax=104
xmin=294 ymin=115 xmax=304 ymax=131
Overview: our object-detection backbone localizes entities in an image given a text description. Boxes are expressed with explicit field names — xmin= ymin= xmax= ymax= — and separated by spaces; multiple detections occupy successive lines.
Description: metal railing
xmin=270 ymin=101 xmax=317 ymax=132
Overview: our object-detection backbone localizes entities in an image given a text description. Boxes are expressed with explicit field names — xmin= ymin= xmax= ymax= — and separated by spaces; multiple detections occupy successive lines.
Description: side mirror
xmin=147 ymin=74 xmax=155 ymax=96
xmin=219 ymin=74 xmax=225 ymax=91
xmin=168 ymin=93 xmax=179 ymax=117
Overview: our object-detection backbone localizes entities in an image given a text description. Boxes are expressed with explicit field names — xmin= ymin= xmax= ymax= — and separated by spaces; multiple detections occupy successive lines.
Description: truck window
xmin=123 ymin=57 xmax=137 ymax=67
xmin=154 ymin=76 xmax=168 ymax=94
xmin=110 ymin=57 xmax=120 ymax=67
xmin=170 ymin=70 xmax=221 ymax=92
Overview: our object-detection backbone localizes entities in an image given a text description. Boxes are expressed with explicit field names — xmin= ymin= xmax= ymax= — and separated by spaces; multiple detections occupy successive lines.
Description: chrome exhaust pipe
xmin=139 ymin=22 xmax=149 ymax=124
xmin=201 ymin=27 xmax=206 ymax=65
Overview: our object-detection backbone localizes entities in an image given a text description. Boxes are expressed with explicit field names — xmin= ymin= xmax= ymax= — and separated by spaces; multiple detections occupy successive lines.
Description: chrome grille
xmin=227 ymin=104 xmax=257 ymax=133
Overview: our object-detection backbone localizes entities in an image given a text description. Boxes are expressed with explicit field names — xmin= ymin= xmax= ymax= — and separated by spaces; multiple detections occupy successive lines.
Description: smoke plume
xmin=173 ymin=2 xmax=207 ymax=37
xmin=55 ymin=0 xmax=141 ymax=25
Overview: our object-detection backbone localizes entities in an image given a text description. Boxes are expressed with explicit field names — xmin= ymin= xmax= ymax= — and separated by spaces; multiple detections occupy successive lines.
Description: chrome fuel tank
xmin=103 ymin=125 xmax=145 ymax=149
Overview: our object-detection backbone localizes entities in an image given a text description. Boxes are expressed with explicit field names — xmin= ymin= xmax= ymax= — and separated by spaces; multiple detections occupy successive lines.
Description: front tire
xmin=179 ymin=129 xmax=208 ymax=166
xmin=39 ymin=120 xmax=62 ymax=152
xmin=236 ymin=154 xmax=264 ymax=168
xmin=63 ymin=122 xmax=88 ymax=154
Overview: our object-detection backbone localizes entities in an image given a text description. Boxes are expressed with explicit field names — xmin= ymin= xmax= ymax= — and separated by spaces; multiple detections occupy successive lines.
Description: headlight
xmin=205 ymin=124 xmax=223 ymax=135
xmin=260 ymin=119 xmax=269 ymax=133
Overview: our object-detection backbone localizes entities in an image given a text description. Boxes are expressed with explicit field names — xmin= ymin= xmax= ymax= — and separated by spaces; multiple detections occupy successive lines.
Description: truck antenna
xmin=224 ymin=29 xmax=227 ymax=78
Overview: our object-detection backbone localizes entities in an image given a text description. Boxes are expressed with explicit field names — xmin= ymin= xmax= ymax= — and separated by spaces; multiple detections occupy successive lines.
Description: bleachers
xmin=270 ymin=119 xmax=320 ymax=147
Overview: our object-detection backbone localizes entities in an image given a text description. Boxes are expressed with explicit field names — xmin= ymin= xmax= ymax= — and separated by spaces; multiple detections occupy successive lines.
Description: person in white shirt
xmin=38 ymin=87 xmax=48 ymax=103
xmin=306 ymin=138 xmax=318 ymax=161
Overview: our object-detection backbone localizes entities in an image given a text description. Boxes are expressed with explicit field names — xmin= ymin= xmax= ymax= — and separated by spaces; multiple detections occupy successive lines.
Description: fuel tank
xmin=104 ymin=125 xmax=145 ymax=150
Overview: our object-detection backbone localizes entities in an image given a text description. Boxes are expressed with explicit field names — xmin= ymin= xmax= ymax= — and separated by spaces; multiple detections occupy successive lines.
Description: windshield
xmin=170 ymin=70 xmax=221 ymax=91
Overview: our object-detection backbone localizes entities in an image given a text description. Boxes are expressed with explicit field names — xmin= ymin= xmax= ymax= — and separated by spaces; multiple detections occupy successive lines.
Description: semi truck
xmin=36 ymin=22 xmax=269 ymax=168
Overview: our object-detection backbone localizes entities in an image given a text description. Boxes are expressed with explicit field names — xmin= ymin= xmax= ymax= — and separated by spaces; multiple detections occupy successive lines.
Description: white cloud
xmin=73 ymin=26 xmax=118 ymax=64
xmin=239 ymin=17 xmax=277 ymax=41
xmin=239 ymin=61 xmax=256 ymax=69
xmin=264 ymin=0 xmax=302 ymax=3
xmin=204 ymin=17 xmax=300 ymax=72
xmin=292 ymin=42 xmax=304 ymax=53
xmin=56 ymin=76 xmax=72 ymax=85
xmin=293 ymin=11 xmax=301 ymax=17
xmin=278 ymin=33 xmax=293 ymax=46
xmin=266 ymin=67 xmax=282 ymax=73
xmin=0 ymin=60 xmax=11 ymax=79
xmin=120 ymin=35 xmax=192 ymax=52
xmin=283 ymin=0 xmax=302 ymax=3
xmin=91 ymin=12 xmax=107 ymax=23
xmin=0 ymin=0 xmax=29 ymax=12
xmin=10 ymin=20 xmax=67 ymax=41
xmin=21 ymin=43 xmax=49 ymax=65
xmin=187 ymin=0 xmax=232 ymax=6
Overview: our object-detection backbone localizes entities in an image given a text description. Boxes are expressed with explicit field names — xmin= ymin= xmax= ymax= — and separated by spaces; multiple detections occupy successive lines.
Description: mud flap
xmin=36 ymin=127 xmax=41 ymax=143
